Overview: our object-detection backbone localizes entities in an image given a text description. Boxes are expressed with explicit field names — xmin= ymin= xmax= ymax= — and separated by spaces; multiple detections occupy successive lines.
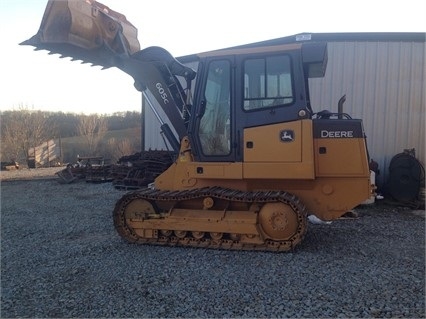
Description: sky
xmin=0 ymin=0 xmax=425 ymax=115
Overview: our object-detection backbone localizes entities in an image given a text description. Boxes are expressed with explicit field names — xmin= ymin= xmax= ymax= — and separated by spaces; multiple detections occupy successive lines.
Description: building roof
xmin=178 ymin=32 xmax=425 ymax=62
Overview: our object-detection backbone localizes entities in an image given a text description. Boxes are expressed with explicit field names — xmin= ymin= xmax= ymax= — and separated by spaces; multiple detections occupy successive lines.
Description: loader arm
xmin=117 ymin=47 xmax=196 ymax=141
xmin=21 ymin=0 xmax=196 ymax=145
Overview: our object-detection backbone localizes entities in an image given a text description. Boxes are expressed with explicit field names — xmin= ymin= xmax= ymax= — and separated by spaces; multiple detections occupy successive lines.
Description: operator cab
xmin=188 ymin=42 xmax=327 ymax=162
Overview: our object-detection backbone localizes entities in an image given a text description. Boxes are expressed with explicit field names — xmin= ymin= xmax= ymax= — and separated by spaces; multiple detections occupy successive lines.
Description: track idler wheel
xmin=113 ymin=196 xmax=157 ymax=243
xmin=258 ymin=202 xmax=300 ymax=241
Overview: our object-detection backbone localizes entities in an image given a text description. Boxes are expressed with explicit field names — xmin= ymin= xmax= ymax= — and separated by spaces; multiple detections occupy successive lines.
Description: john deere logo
xmin=280 ymin=130 xmax=294 ymax=142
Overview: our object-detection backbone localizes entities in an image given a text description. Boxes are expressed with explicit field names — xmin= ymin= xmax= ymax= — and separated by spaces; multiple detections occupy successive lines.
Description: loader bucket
xmin=20 ymin=0 xmax=140 ymax=68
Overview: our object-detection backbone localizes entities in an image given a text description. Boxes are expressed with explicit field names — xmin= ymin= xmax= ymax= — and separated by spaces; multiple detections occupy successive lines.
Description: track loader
xmin=23 ymin=0 xmax=373 ymax=251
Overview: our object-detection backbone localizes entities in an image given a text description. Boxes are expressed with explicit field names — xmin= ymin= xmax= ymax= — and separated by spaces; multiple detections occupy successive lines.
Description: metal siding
xmin=144 ymin=104 xmax=168 ymax=150
xmin=309 ymin=41 xmax=425 ymax=187
xmin=143 ymin=94 xmax=174 ymax=151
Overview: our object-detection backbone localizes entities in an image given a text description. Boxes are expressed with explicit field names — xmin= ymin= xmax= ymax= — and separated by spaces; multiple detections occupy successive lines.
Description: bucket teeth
xmin=20 ymin=0 xmax=140 ymax=69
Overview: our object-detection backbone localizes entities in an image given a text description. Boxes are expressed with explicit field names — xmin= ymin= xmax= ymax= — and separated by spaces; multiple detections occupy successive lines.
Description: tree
xmin=77 ymin=114 xmax=108 ymax=155
xmin=46 ymin=112 xmax=80 ymax=137
xmin=104 ymin=137 xmax=135 ymax=162
xmin=1 ymin=107 xmax=49 ymax=163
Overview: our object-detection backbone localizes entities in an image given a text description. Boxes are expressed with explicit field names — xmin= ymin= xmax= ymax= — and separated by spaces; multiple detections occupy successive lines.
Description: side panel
xmin=243 ymin=119 xmax=315 ymax=179
xmin=186 ymin=162 xmax=243 ymax=179
xmin=313 ymin=119 xmax=370 ymax=177
xmin=315 ymin=139 xmax=369 ymax=176
xmin=244 ymin=121 xmax=303 ymax=162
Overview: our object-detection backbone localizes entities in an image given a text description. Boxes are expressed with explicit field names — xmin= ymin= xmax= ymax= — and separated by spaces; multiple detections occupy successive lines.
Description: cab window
xmin=198 ymin=60 xmax=231 ymax=156
xmin=244 ymin=55 xmax=294 ymax=110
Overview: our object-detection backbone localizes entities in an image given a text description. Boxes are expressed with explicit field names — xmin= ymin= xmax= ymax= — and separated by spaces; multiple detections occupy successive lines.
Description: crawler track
xmin=113 ymin=186 xmax=308 ymax=252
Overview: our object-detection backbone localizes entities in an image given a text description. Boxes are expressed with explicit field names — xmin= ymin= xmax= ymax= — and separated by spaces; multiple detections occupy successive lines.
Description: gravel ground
xmin=0 ymin=167 xmax=62 ymax=182
xmin=1 ymin=172 xmax=425 ymax=318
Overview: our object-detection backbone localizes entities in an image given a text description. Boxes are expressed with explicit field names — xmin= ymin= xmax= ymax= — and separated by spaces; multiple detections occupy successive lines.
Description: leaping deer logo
xmin=280 ymin=130 xmax=294 ymax=142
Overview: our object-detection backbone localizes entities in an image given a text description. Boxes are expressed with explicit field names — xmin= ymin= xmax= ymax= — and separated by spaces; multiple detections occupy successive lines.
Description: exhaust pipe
xmin=338 ymin=94 xmax=346 ymax=119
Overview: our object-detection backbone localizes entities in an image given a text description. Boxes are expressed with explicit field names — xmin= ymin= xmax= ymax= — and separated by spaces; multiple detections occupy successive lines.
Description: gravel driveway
xmin=1 ymin=177 xmax=425 ymax=318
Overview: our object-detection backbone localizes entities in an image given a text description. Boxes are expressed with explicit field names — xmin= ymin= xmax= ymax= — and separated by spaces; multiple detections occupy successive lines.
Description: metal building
xmin=142 ymin=32 xmax=425 ymax=188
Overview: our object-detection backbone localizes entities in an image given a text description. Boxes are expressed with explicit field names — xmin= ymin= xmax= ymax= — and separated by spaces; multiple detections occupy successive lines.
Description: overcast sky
xmin=0 ymin=0 xmax=425 ymax=115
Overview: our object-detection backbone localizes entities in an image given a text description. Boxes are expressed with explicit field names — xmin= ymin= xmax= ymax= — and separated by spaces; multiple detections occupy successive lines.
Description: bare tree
xmin=1 ymin=106 xmax=49 ymax=163
xmin=77 ymin=114 xmax=107 ymax=155
xmin=104 ymin=137 xmax=134 ymax=162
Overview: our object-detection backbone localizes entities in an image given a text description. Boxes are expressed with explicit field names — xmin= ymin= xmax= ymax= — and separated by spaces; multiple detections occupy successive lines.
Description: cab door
xmin=234 ymin=48 xmax=315 ymax=179
xmin=190 ymin=57 xmax=237 ymax=163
